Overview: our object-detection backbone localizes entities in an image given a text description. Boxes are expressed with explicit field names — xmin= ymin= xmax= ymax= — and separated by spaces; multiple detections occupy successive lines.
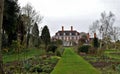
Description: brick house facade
xmin=53 ymin=26 xmax=87 ymax=46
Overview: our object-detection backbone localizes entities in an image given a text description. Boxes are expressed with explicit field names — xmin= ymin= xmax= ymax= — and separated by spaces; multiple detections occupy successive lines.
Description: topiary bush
xmin=56 ymin=50 xmax=61 ymax=57
xmin=78 ymin=45 xmax=91 ymax=54
xmin=47 ymin=45 xmax=57 ymax=53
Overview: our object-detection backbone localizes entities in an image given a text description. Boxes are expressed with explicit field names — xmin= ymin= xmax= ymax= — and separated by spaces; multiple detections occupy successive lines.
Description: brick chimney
xmin=71 ymin=26 xmax=73 ymax=31
xmin=62 ymin=26 xmax=64 ymax=31
xmin=87 ymin=33 xmax=90 ymax=39
xmin=94 ymin=33 xmax=96 ymax=38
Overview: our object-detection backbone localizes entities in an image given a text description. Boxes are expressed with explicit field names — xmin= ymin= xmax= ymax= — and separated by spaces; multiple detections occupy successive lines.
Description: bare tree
xmin=89 ymin=11 xmax=115 ymax=49
xmin=0 ymin=0 xmax=4 ymax=73
xmin=22 ymin=3 xmax=43 ymax=47
xmin=111 ymin=27 xmax=120 ymax=49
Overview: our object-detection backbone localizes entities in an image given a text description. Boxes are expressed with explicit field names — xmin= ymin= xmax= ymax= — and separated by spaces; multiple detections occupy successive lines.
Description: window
xmin=64 ymin=33 xmax=66 ymax=35
xmin=62 ymin=37 xmax=63 ymax=40
xmin=72 ymin=37 xmax=74 ymax=40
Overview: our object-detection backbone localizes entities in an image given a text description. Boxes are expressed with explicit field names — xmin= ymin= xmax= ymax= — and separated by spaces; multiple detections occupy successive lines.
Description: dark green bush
xmin=56 ymin=50 xmax=61 ymax=57
xmin=47 ymin=45 xmax=57 ymax=53
xmin=78 ymin=45 xmax=91 ymax=54
xmin=30 ymin=65 xmax=42 ymax=73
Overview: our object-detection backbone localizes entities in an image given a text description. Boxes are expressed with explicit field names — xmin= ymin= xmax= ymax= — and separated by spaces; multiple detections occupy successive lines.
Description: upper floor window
xmin=64 ymin=33 xmax=66 ymax=35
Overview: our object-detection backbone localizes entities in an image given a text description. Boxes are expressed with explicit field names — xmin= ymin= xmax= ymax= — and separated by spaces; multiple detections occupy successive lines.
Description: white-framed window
xmin=64 ymin=33 xmax=66 ymax=35
xmin=70 ymin=37 xmax=71 ymax=40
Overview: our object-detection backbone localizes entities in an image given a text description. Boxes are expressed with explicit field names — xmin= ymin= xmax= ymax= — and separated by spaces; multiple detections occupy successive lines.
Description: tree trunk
xmin=0 ymin=0 xmax=4 ymax=74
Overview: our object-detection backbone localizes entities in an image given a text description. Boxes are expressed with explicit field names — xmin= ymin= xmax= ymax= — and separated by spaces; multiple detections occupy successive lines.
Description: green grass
xmin=3 ymin=48 xmax=45 ymax=63
xmin=105 ymin=49 xmax=120 ymax=60
xmin=51 ymin=48 xmax=100 ymax=74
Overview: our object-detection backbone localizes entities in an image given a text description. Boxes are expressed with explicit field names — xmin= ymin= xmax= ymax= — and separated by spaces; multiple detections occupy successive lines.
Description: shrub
xmin=24 ymin=62 xmax=32 ymax=71
xmin=9 ymin=40 xmax=24 ymax=53
xmin=56 ymin=50 xmax=61 ymax=57
xmin=41 ymin=65 xmax=52 ymax=73
xmin=93 ymin=38 xmax=99 ymax=48
xmin=47 ymin=45 xmax=57 ymax=53
xmin=30 ymin=65 xmax=42 ymax=73
xmin=78 ymin=45 xmax=91 ymax=54
xmin=116 ymin=64 xmax=120 ymax=73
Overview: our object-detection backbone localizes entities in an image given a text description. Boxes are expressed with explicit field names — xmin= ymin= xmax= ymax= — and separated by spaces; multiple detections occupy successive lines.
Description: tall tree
xmin=17 ymin=15 xmax=26 ymax=45
xmin=89 ymin=11 xmax=115 ymax=49
xmin=3 ymin=0 xmax=20 ymax=46
xmin=0 ymin=0 xmax=4 ymax=73
xmin=32 ymin=23 xmax=39 ymax=47
xmin=22 ymin=3 xmax=42 ymax=47
xmin=41 ymin=25 xmax=51 ymax=50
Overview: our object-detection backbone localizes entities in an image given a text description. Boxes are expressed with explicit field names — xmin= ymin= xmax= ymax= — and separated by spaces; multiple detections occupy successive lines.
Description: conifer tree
xmin=41 ymin=25 xmax=51 ymax=50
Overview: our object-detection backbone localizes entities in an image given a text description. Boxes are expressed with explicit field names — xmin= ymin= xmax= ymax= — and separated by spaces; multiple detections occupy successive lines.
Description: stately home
xmin=53 ymin=26 xmax=88 ymax=46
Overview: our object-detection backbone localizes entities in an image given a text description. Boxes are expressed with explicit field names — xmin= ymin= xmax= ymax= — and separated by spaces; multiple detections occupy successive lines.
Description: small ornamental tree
xmin=41 ymin=25 xmax=51 ymax=50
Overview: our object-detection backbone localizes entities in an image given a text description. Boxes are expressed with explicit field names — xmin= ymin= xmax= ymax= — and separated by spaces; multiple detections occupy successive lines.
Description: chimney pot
xmin=71 ymin=26 xmax=73 ymax=31
xmin=94 ymin=33 xmax=96 ymax=38
xmin=62 ymin=26 xmax=64 ymax=31
xmin=87 ymin=33 xmax=89 ymax=39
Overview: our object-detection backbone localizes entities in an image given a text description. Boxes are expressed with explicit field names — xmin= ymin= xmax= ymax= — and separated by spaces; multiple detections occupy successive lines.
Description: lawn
xmin=3 ymin=48 xmax=45 ymax=63
xmin=105 ymin=49 xmax=120 ymax=60
xmin=51 ymin=48 xmax=100 ymax=74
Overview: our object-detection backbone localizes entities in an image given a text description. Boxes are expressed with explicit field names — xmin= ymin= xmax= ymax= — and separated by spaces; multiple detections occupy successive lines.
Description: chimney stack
xmin=87 ymin=33 xmax=90 ymax=39
xmin=62 ymin=26 xmax=64 ymax=31
xmin=71 ymin=26 xmax=73 ymax=31
xmin=94 ymin=33 xmax=96 ymax=38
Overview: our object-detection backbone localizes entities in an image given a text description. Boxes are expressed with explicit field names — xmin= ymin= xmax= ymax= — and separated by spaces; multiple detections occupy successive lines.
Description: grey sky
xmin=18 ymin=0 xmax=120 ymax=36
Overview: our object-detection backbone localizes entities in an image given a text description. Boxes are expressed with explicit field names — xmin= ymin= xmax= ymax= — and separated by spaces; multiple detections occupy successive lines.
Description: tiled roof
xmin=55 ymin=30 xmax=80 ymax=36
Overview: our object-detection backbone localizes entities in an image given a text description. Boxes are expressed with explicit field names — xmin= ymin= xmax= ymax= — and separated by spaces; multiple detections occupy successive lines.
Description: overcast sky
xmin=18 ymin=0 xmax=120 ymax=36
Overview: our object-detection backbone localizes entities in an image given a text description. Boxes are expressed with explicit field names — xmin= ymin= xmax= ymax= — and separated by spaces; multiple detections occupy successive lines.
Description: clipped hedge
xmin=78 ymin=45 xmax=91 ymax=54
xmin=47 ymin=45 xmax=57 ymax=53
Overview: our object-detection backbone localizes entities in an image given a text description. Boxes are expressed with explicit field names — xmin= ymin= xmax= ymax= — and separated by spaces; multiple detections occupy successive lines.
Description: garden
xmin=77 ymin=44 xmax=120 ymax=74
xmin=3 ymin=45 xmax=64 ymax=74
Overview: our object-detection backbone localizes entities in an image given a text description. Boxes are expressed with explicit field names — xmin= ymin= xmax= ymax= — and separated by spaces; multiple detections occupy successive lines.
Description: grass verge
xmin=3 ymin=48 xmax=45 ymax=63
xmin=51 ymin=48 xmax=100 ymax=74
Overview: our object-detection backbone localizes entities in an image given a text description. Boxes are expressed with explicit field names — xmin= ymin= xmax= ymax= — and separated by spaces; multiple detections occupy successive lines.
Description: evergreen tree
xmin=93 ymin=37 xmax=99 ymax=48
xmin=32 ymin=23 xmax=39 ymax=47
xmin=41 ymin=25 xmax=51 ymax=50
xmin=3 ymin=0 xmax=20 ymax=46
